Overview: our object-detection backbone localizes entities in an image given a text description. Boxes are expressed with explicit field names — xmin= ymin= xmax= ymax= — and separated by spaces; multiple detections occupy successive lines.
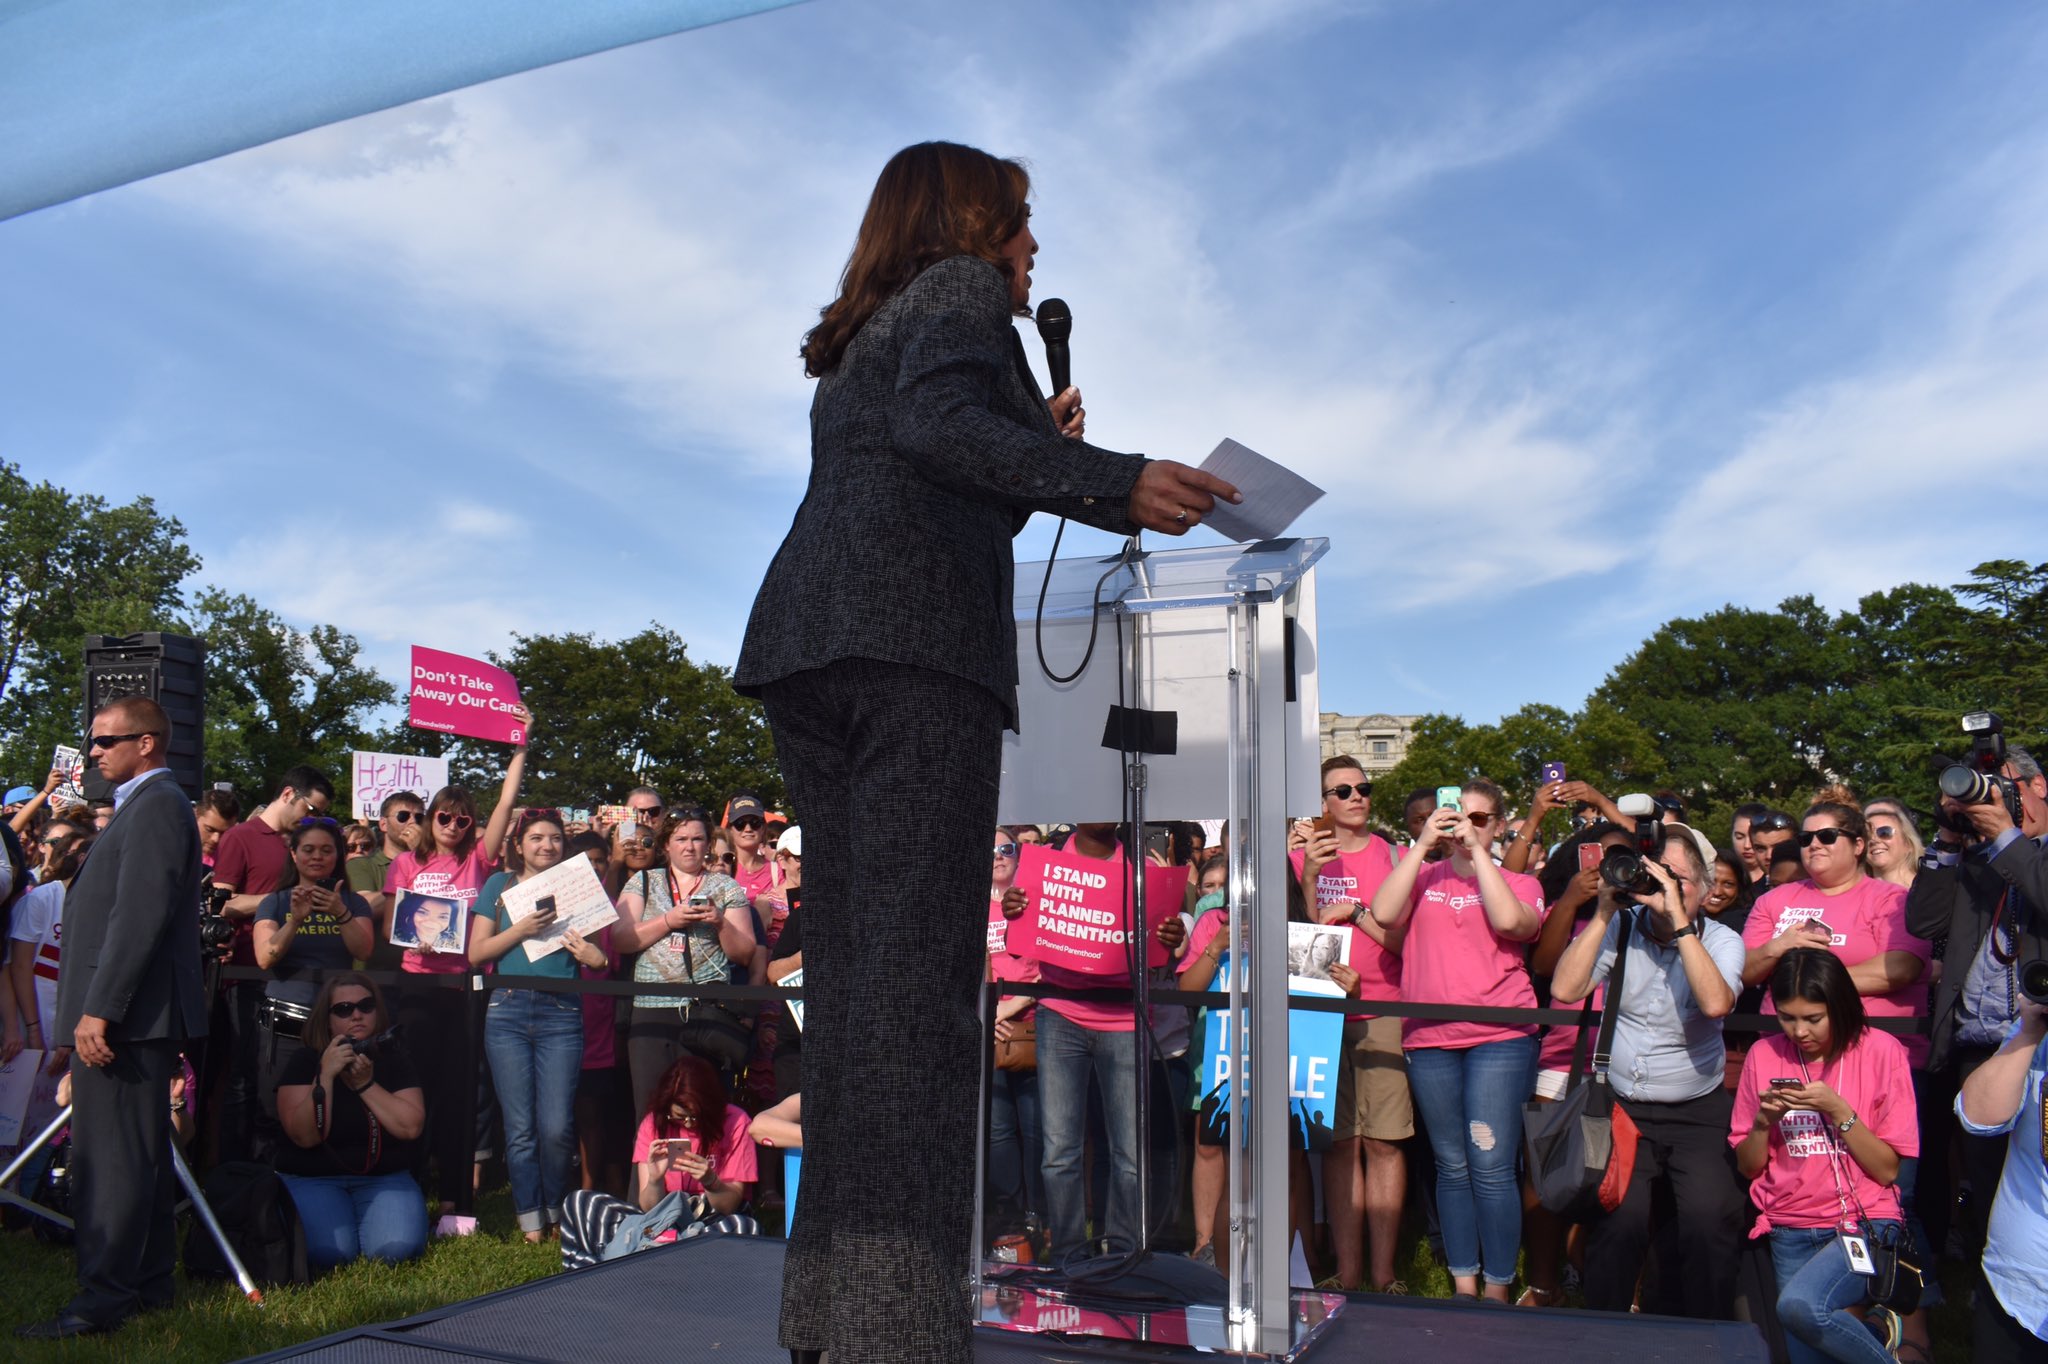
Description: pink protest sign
xmin=1017 ymin=844 xmax=1188 ymax=974
xmin=406 ymin=646 xmax=527 ymax=745
xmin=987 ymin=895 xmax=1011 ymax=956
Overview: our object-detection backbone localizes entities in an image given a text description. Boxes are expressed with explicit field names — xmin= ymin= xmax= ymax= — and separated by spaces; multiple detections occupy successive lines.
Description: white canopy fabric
xmin=0 ymin=0 xmax=801 ymax=221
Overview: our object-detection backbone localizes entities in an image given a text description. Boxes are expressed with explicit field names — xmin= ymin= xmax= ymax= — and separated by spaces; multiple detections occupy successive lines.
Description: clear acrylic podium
xmin=988 ymin=536 xmax=1329 ymax=1356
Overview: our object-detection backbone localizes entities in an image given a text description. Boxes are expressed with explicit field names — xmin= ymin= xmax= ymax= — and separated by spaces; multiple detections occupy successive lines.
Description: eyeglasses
xmin=1797 ymin=828 xmax=1851 ymax=848
xmin=994 ymin=842 xmax=1020 ymax=858
xmin=328 ymin=999 xmax=374 ymax=1019
xmin=87 ymin=732 xmax=153 ymax=751
xmin=1465 ymin=810 xmax=1497 ymax=828
xmin=435 ymin=811 xmax=474 ymax=831
xmin=1323 ymin=783 xmax=1371 ymax=801
xmin=1869 ymin=824 xmax=1898 ymax=840
xmin=390 ymin=808 xmax=424 ymax=824
xmin=730 ymin=818 xmax=764 ymax=832
xmin=1752 ymin=813 xmax=1794 ymax=832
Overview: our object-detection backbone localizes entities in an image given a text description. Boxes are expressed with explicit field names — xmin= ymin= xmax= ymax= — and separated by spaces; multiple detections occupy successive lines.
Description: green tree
xmin=187 ymin=589 xmax=399 ymax=802
xmin=371 ymin=626 xmax=783 ymax=820
xmin=0 ymin=461 xmax=200 ymax=781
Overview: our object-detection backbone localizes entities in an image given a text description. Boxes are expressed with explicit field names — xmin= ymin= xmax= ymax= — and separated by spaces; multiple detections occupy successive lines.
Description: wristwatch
xmin=1669 ymin=924 xmax=1699 ymax=940
xmin=1837 ymin=1113 xmax=1859 ymax=1136
xmin=1350 ymin=906 xmax=1370 ymax=928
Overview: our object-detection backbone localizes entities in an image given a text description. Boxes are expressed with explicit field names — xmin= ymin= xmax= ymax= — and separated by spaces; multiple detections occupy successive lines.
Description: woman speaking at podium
xmin=736 ymin=141 xmax=1238 ymax=1364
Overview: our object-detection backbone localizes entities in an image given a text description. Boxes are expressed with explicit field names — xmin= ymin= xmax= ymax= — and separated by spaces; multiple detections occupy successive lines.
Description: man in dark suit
xmin=20 ymin=696 xmax=206 ymax=1339
xmin=737 ymin=142 xmax=1238 ymax=1364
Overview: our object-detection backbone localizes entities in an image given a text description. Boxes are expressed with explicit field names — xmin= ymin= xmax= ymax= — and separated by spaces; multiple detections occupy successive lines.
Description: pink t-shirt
xmin=1729 ymin=1029 xmax=1917 ymax=1235
xmin=633 ymin=1105 xmax=759 ymax=1196
xmin=1743 ymin=877 xmax=1931 ymax=1066
xmin=732 ymin=856 xmax=776 ymax=905
xmin=1037 ymin=849 xmax=1146 ymax=1032
xmin=1398 ymin=859 xmax=1547 ymax=1051
xmin=385 ymin=847 xmax=499 ymax=974
xmin=1290 ymin=841 xmax=1401 ymax=1015
xmin=989 ymin=894 xmax=1041 ymax=1022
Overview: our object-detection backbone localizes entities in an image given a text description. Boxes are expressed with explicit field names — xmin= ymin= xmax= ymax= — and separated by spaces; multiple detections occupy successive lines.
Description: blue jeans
xmin=484 ymin=988 xmax=586 ymax=1232
xmin=1768 ymin=1223 xmax=1902 ymax=1364
xmin=1037 ymin=1008 xmax=1139 ymax=1260
xmin=988 ymin=1065 xmax=1044 ymax=1226
xmin=279 ymin=1170 xmax=429 ymax=1268
xmin=1404 ymin=1035 xmax=1536 ymax=1285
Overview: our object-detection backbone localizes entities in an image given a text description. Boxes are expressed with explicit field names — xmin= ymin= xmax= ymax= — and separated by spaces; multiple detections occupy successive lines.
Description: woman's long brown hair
xmin=801 ymin=141 xmax=1030 ymax=378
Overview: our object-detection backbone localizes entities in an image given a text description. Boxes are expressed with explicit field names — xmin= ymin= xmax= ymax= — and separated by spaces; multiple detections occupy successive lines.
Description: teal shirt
xmin=476 ymin=870 xmax=581 ymax=980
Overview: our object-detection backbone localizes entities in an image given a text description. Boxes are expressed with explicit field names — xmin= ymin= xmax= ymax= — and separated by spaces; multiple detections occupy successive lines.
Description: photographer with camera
xmin=209 ymin=763 xmax=335 ymax=1163
xmin=251 ymin=819 xmax=375 ymax=1153
xmin=1550 ymin=823 xmax=1747 ymax=1318
xmin=274 ymin=972 xmax=428 ymax=1269
xmin=1904 ymin=715 xmax=2048 ymax=1276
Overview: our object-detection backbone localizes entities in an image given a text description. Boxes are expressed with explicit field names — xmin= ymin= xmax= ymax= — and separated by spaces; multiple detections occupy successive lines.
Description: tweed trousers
xmin=762 ymin=659 xmax=1005 ymax=1364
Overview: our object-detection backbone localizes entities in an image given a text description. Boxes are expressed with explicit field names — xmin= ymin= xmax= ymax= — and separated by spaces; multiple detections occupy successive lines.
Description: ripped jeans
xmin=1405 ymin=1036 xmax=1537 ymax=1285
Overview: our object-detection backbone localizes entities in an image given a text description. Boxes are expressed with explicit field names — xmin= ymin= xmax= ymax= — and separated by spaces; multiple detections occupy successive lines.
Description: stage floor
xmin=245 ymin=1236 xmax=1769 ymax=1364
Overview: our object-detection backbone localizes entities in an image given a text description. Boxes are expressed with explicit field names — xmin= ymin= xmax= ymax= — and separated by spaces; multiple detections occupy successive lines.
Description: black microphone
xmin=1035 ymin=297 xmax=1072 ymax=397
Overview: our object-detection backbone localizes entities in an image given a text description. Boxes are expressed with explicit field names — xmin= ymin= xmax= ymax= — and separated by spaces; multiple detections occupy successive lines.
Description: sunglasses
xmin=1323 ymin=783 xmax=1371 ymax=801
xmin=630 ymin=806 xmax=663 ymax=821
xmin=730 ymin=818 xmax=764 ymax=832
xmin=390 ymin=808 xmax=425 ymax=823
xmin=1752 ymin=813 xmax=1794 ymax=832
xmin=87 ymin=731 xmax=153 ymax=750
xmin=435 ymin=811 xmax=474 ymax=830
xmin=706 ymin=852 xmax=734 ymax=864
xmin=1869 ymin=824 xmax=1898 ymax=840
xmin=1797 ymin=827 xmax=1851 ymax=848
xmin=1465 ymin=810 xmax=1497 ymax=828
xmin=328 ymin=999 xmax=375 ymax=1019
xmin=298 ymin=816 xmax=340 ymax=829
xmin=994 ymin=842 xmax=1020 ymax=858
xmin=520 ymin=807 xmax=563 ymax=825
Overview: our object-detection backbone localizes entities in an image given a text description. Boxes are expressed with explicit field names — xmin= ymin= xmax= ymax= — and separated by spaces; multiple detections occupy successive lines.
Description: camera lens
xmin=2021 ymin=957 xmax=2048 ymax=1007
xmin=1940 ymin=765 xmax=1995 ymax=805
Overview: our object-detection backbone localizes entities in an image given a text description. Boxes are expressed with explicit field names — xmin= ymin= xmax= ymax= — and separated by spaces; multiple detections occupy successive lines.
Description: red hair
xmin=647 ymin=1053 xmax=728 ymax=1151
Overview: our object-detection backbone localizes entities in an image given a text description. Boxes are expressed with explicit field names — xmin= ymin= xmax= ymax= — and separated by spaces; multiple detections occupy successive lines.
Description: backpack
xmin=183 ymin=1160 xmax=311 ymax=1287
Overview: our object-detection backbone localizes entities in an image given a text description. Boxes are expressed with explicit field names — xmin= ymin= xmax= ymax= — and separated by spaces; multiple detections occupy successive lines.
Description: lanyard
xmin=1797 ymin=1055 xmax=1868 ymax=1233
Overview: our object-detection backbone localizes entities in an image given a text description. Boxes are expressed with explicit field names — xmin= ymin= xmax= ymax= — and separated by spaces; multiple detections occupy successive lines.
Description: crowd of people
xmin=4 ymin=726 xmax=2047 ymax=1363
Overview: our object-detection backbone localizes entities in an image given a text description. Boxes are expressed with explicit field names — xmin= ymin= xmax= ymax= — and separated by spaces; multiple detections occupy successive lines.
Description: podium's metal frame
xmin=995 ymin=536 xmax=1326 ymax=1356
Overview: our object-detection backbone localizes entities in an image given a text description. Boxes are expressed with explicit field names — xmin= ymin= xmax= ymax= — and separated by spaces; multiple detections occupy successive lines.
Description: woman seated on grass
xmin=274 ymin=972 xmax=429 ymax=1269
xmin=559 ymin=1053 xmax=758 ymax=1269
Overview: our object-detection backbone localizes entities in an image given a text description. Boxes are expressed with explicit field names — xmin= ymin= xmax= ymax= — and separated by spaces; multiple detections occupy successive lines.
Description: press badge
xmin=1840 ymin=1232 xmax=1875 ymax=1275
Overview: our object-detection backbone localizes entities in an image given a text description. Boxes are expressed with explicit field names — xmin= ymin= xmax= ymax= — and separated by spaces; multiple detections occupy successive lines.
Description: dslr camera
xmin=344 ymin=1024 xmax=403 ymax=1058
xmin=199 ymin=882 xmax=238 ymax=955
xmin=1599 ymin=814 xmax=1668 ymax=902
xmin=1937 ymin=711 xmax=2024 ymax=830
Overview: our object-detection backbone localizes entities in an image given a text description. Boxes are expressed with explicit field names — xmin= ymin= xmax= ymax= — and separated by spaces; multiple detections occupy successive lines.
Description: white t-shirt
xmin=9 ymin=879 xmax=64 ymax=1032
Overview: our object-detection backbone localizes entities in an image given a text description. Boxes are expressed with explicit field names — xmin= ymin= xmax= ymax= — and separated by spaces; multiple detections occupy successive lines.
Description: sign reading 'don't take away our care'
xmin=406 ymin=646 xmax=526 ymax=745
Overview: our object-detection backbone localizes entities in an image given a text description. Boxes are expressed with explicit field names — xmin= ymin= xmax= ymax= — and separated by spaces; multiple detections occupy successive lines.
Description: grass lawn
xmin=0 ymin=1186 xmax=1981 ymax=1363
xmin=1 ymin=1187 xmax=558 ymax=1363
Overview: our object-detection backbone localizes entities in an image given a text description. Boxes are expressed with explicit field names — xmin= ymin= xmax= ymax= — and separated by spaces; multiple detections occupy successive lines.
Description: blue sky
xmin=6 ymin=0 xmax=2048 ymax=727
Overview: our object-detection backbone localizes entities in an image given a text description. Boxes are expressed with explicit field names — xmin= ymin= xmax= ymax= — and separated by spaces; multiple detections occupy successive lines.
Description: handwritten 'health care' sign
xmin=406 ymin=646 xmax=526 ymax=745
xmin=351 ymin=751 xmax=450 ymax=820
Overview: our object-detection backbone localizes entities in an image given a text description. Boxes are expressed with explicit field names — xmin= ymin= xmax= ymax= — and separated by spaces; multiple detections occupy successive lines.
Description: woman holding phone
xmin=558 ymin=1053 xmax=757 ymax=1268
xmin=1369 ymin=779 xmax=1544 ymax=1302
xmin=1731 ymin=948 xmax=1917 ymax=1363
xmin=615 ymin=810 xmax=755 ymax=1112
xmin=471 ymin=809 xmax=611 ymax=1241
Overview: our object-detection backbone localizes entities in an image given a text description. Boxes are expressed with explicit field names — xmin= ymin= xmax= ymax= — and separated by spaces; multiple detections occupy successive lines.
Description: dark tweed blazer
xmin=53 ymin=769 xmax=207 ymax=1046
xmin=735 ymin=255 xmax=1147 ymax=728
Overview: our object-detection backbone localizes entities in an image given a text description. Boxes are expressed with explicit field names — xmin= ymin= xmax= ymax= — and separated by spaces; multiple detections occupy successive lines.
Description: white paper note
xmin=782 ymin=967 xmax=805 ymax=1032
xmin=497 ymin=856 xmax=619 ymax=961
xmin=1197 ymin=438 xmax=1324 ymax=543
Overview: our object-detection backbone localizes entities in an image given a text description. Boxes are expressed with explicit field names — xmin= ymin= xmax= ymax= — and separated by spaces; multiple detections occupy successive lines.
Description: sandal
xmin=1514 ymin=1285 xmax=1560 ymax=1308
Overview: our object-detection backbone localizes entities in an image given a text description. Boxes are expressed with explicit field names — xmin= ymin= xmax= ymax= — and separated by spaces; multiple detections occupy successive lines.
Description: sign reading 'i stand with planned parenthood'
xmin=406 ymin=646 xmax=526 ymax=745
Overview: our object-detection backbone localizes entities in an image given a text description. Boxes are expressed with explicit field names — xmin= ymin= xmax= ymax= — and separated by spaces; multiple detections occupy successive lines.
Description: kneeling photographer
xmin=251 ymin=819 xmax=375 ymax=1154
xmin=1903 ymin=713 xmax=2048 ymax=1264
xmin=1550 ymin=821 xmax=1748 ymax=1318
xmin=273 ymin=973 xmax=428 ymax=1269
